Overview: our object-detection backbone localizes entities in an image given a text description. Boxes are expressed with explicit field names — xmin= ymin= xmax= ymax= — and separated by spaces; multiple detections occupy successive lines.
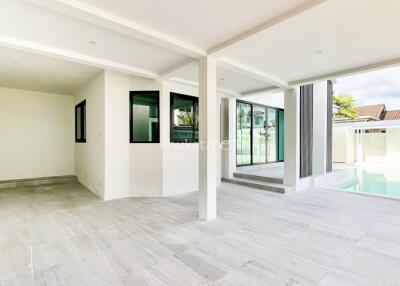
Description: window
xmin=170 ymin=93 xmax=199 ymax=143
xmin=236 ymin=100 xmax=284 ymax=166
xmin=130 ymin=91 xmax=160 ymax=143
xmin=267 ymin=108 xmax=278 ymax=162
xmin=236 ymin=102 xmax=252 ymax=165
xmin=75 ymin=100 xmax=86 ymax=143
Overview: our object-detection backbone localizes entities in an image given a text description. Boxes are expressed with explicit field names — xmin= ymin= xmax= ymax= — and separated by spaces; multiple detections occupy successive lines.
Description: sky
xmin=333 ymin=66 xmax=400 ymax=110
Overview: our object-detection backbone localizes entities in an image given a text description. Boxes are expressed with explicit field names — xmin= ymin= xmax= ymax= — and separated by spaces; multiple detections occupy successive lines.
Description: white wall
xmin=129 ymin=78 xmax=221 ymax=197
xmin=104 ymin=70 xmax=130 ymax=200
xmin=364 ymin=133 xmax=386 ymax=161
xmin=162 ymin=81 xmax=200 ymax=196
xmin=333 ymin=130 xmax=347 ymax=163
xmin=129 ymin=76 xmax=163 ymax=197
xmin=0 ymin=87 xmax=74 ymax=181
xmin=74 ymin=72 xmax=106 ymax=198
xmin=241 ymin=91 xmax=284 ymax=108
xmin=386 ymin=128 xmax=400 ymax=162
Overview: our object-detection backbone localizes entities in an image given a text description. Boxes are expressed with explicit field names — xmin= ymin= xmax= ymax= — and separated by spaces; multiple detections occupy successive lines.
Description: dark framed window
xmin=130 ymin=91 xmax=160 ymax=143
xmin=75 ymin=100 xmax=86 ymax=143
xmin=170 ymin=93 xmax=199 ymax=143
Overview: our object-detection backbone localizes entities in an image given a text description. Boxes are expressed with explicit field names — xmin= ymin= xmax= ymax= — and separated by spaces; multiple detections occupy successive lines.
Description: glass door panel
xmin=278 ymin=110 xmax=284 ymax=161
xmin=252 ymin=105 xmax=267 ymax=164
xmin=267 ymin=108 xmax=278 ymax=162
xmin=236 ymin=102 xmax=252 ymax=165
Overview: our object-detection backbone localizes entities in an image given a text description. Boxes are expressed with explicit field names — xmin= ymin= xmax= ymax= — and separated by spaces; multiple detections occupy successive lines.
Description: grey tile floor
xmin=1 ymin=182 xmax=400 ymax=285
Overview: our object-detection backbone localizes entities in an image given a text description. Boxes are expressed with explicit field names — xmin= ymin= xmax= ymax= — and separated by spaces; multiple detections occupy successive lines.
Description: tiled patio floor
xmin=1 ymin=181 xmax=400 ymax=285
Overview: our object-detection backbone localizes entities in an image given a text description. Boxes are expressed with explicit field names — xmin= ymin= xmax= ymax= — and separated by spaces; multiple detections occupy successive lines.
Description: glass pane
xmin=236 ymin=102 xmax=251 ymax=165
xmin=267 ymin=108 xmax=278 ymax=162
xmin=278 ymin=110 xmax=284 ymax=161
xmin=194 ymin=100 xmax=199 ymax=142
xmin=171 ymin=94 xmax=198 ymax=142
xmin=252 ymin=105 xmax=267 ymax=164
xmin=76 ymin=107 xmax=81 ymax=140
xmin=131 ymin=93 xmax=159 ymax=142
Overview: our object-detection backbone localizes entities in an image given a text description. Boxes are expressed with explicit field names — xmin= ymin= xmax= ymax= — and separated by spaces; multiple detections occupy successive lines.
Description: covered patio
xmin=1 ymin=181 xmax=399 ymax=285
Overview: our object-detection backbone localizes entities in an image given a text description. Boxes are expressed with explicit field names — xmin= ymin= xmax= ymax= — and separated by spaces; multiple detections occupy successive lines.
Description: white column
xmin=216 ymin=93 xmax=222 ymax=186
xmin=284 ymin=88 xmax=300 ymax=186
xmin=198 ymin=56 xmax=217 ymax=221
xmin=221 ymin=98 xmax=236 ymax=179
xmin=356 ymin=129 xmax=364 ymax=163
xmin=312 ymin=82 xmax=328 ymax=176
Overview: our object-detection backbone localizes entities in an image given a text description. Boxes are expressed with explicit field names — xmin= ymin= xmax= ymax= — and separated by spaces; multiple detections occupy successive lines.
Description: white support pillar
xmin=216 ymin=93 xmax=222 ymax=187
xmin=284 ymin=88 xmax=300 ymax=186
xmin=198 ymin=56 xmax=217 ymax=221
xmin=312 ymin=82 xmax=328 ymax=176
xmin=356 ymin=129 xmax=365 ymax=163
xmin=221 ymin=98 xmax=236 ymax=179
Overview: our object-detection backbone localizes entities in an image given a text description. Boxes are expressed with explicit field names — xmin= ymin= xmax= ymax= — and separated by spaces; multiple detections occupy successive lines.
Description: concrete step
xmin=222 ymin=177 xmax=292 ymax=194
xmin=233 ymin=172 xmax=284 ymax=184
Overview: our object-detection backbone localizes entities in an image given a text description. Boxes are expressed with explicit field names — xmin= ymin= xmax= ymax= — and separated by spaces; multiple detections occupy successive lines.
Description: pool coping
xmin=321 ymin=183 xmax=400 ymax=202
xmin=318 ymin=167 xmax=400 ymax=201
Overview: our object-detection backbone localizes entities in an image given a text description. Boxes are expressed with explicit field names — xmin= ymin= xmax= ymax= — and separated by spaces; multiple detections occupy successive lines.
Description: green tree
xmin=333 ymin=95 xmax=358 ymax=119
xmin=177 ymin=112 xmax=198 ymax=128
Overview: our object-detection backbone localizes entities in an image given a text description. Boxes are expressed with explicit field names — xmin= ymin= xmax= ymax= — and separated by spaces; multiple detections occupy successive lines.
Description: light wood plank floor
xmin=1 ymin=181 xmax=400 ymax=285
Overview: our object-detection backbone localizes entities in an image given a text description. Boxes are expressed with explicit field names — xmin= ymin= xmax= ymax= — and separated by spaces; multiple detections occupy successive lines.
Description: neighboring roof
xmin=356 ymin=104 xmax=386 ymax=120
xmin=384 ymin=110 xmax=400 ymax=121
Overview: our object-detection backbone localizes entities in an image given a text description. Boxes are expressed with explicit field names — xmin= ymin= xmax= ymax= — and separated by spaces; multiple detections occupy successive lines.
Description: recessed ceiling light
xmin=88 ymin=40 xmax=97 ymax=45
xmin=313 ymin=50 xmax=323 ymax=55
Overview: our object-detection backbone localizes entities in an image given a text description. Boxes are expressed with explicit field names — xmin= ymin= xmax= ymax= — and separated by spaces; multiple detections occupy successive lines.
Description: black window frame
xmin=130 ymin=90 xmax=160 ymax=144
xmin=75 ymin=100 xmax=86 ymax=143
xmin=170 ymin=92 xmax=199 ymax=143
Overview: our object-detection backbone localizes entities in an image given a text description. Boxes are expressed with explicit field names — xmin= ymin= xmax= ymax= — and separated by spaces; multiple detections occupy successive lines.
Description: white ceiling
xmin=171 ymin=65 xmax=273 ymax=95
xmin=217 ymin=0 xmax=400 ymax=84
xmin=0 ymin=0 xmax=188 ymax=75
xmin=0 ymin=0 xmax=399 ymax=96
xmin=0 ymin=46 xmax=100 ymax=95
xmin=71 ymin=0 xmax=311 ymax=51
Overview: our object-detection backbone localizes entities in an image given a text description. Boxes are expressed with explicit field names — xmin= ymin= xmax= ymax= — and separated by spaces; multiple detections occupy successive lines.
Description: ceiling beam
xmin=0 ymin=35 xmax=159 ymax=79
xmin=159 ymin=59 xmax=196 ymax=80
xmin=26 ymin=0 xmax=206 ymax=59
xmin=241 ymin=86 xmax=282 ymax=97
xmin=218 ymin=58 xmax=288 ymax=89
xmin=168 ymin=77 xmax=241 ymax=98
xmin=289 ymin=58 xmax=400 ymax=87
xmin=208 ymin=0 xmax=326 ymax=56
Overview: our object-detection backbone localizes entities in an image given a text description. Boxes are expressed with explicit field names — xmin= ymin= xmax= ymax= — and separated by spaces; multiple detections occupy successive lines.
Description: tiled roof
xmin=384 ymin=110 xmax=400 ymax=121
xmin=356 ymin=104 xmax=386 ymax=119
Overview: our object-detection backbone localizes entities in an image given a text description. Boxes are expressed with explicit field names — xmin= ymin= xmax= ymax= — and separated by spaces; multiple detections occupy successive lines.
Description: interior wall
xmin=162 ymin=81 xmax=200 ymax=196
xmin=129 ymin=76 xmax=163 ymax=197
xmin=74 ymin=72 xmax=106 ymax=198
xmin=104 ymin=70 xmax=130 ymax=200
xmin=0 ymin=87 xmax=74 ymax=181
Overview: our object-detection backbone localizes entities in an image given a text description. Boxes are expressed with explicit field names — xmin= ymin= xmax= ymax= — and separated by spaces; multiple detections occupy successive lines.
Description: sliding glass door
xmin=252 ymin=105 xmax=267 ymax=164
xmin=267 ymin=108 xmax=277 ymax=162
xmin=236 ymin=102 xmax=251 ymax=165
xmin=278 ymin=110 xmax=285 ymax=161
xmin=236 ymin=100 xmax=284 ymax=166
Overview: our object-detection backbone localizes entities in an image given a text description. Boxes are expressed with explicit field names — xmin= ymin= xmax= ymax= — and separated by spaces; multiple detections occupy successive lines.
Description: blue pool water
xmin=338 ymin=167 xmax=400 ymax=198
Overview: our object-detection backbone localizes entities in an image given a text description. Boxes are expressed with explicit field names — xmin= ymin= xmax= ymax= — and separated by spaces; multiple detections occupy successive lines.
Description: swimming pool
xmin=337 ymin=166 xmax=400 ymax=198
